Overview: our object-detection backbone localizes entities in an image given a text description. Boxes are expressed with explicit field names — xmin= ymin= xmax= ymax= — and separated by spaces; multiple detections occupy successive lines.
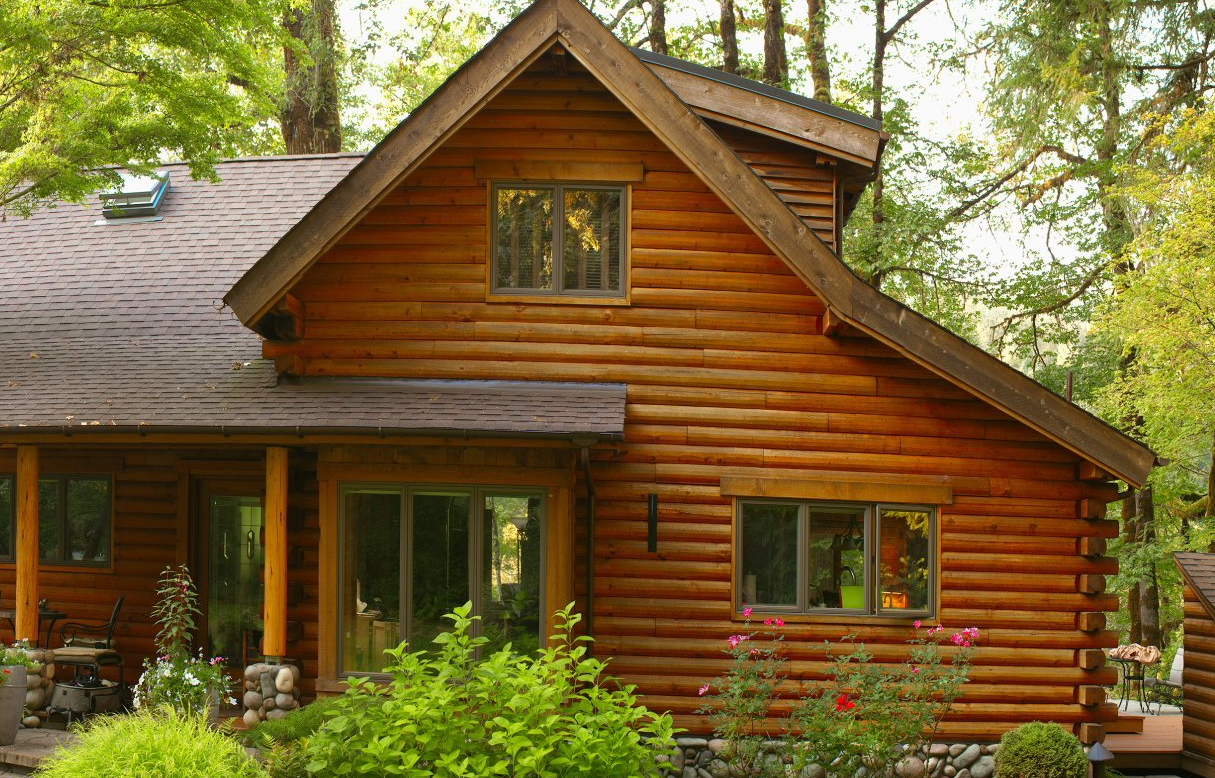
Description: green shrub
xmin=994 ymin=722 xmax=1087 ymax=778
xmin=303 ymin=602 xmax=675 ymax=777
xmin=35 ymin=709 xmax=266 ymax=778
xmin=243 ymin=696 xmax=348 ymax=747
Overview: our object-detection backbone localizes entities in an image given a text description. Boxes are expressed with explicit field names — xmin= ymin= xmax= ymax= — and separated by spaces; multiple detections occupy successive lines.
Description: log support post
xmin=264 ymin=447 xmax=289 ymax=661
xmin=15 ymin=446 xmax=38 ymax=644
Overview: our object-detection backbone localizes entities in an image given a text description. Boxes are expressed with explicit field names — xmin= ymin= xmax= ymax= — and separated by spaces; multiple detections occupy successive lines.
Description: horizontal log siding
xmin=709 ymin=121 xmax=838 ymax=251
xmin=277 ymin=58 xmax=1118 ymax=740
xmin=1184 ymin=588 xmax=1215 ymax=763
xmin=0 ymin=447 xmax=322 ymax=698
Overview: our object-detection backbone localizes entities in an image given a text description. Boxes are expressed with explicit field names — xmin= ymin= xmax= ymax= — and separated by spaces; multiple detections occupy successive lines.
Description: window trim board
xmin=720 ymin=475 xmax=952 ymax=506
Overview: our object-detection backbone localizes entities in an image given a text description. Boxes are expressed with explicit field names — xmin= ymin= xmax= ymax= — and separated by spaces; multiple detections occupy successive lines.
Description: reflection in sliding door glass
xmin=410 ymin=491 xmax=471 ymax=650
xmin=341 ymin=489 xmax=401 ymax=673
xmin=480 ymin=493 xmax=543 ymax=655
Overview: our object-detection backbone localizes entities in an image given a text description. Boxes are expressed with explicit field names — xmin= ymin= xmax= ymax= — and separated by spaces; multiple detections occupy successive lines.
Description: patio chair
xmin=1147 ymin=647 xmax=1184 ymax=714
xmin=59 ymin=595 xmax=124 ymax=650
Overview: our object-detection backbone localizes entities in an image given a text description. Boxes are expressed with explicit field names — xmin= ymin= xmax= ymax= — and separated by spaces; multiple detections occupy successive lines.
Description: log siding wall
xmin=1184 ymin=586 xmax=1215 ymax=769
xmin=261 ymin=57 xmax=1119 ymax=740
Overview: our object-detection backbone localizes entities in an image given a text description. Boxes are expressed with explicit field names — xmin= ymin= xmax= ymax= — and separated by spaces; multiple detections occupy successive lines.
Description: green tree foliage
xmin=0 ymin=0 xmax=290 ymax=216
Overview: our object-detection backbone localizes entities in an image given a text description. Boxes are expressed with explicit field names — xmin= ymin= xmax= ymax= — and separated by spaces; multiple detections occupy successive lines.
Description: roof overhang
xmin=222 ymin=0 xmax=1154 ymax=487
xmin=1175 ymin=552 xmax=1215 ymax=622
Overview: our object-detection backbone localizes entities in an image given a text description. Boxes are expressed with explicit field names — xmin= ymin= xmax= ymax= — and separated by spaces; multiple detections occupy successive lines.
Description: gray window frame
xmin=490 ymin=181 xmax=627 ymax=298
xmin=337 ymin=482 xmax=547 ymax=677
xmin=736 ymin=499 xmax=935 ymax=618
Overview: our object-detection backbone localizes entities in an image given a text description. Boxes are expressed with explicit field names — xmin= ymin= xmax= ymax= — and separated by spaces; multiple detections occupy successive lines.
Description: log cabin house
xmin=0 ymin=0 xmax=1155 ymax=745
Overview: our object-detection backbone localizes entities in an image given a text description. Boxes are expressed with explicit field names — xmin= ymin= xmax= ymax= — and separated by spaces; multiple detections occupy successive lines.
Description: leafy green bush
xmin=994 ymin=722 xmax=1087 ymax=778
xmin=35 ymin=709 xmax=266 ymax=778
xmin=303 ymin=602 xmax=675 ymax=777
xmin=243 ymin=696 xmax=348 ymax=747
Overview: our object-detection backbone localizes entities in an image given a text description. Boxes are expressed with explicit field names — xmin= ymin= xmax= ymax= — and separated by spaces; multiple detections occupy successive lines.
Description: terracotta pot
xmin=0 ymin=667 xmax=28 ymax=746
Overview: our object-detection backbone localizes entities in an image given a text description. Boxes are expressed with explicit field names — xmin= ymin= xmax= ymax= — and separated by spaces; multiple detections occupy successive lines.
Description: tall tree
xmin=0 ymin=0 xmax=287 ymax=216
xmin=975 ymin=0 xmax=1215 ymax=644
xmin=762 ymin=0 xmax=788 ymax=85
xmin=649 ymin=0 xmax=669 ymax=55
xmin=805 ymin=0 xmax=831 ymax=102
xmin=720 ymin=0 xmax=740 ymax=73
xmin=282 ymin=0 xmax=343 ymax=154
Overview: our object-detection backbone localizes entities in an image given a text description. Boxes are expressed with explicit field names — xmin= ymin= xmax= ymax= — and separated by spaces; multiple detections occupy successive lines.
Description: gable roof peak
xmin=223 ymin=0 xmax=1153 ymax=487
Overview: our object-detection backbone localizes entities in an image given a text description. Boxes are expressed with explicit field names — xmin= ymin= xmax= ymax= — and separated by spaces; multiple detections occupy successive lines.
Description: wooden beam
xmin=1078 ymin=499 xmax=1107 ymax=519
xmin=1078 ymin=574 xmax=1106 ymax=594
xmin=1077 ymin=612 xmax=1107 ymax=632
xmin=1078 ymin=649 xmax=1106 ymax=670
xmin=264 ymin=446 xmax=289 ymax=659
xmin=1077 ymin=462 xmax=1114 ymax=482
xmin=15 ymin=446 xmax=37 ymax=644
xmin=474 ymin=159 xmax=644 ymax=182
xmin=1077 ymin=686 xmax=1105 ymax=706
xmin=719 ymin=475 xmax=952 ymax=505
xmin=1077 ymin=722 xmax=1104 ymax=745
xmin=544 ymin=485 xmax=574 ymax=644
xmin=1078 ymin=537 xmax=1107 ymax=557
xmin=317 ymin=477 xmax=338 ymax=681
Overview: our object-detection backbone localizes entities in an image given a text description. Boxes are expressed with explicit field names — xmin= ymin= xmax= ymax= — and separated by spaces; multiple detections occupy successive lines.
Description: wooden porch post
xmin=15 ymin=446 xmax=38 ymax=644
xmin=264 ymin=447 xmax=288 ymax=660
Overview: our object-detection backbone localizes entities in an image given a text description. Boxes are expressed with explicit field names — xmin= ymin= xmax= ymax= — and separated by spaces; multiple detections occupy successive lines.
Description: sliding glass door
xmin=339 ymin=485 xmax=544 ymax=675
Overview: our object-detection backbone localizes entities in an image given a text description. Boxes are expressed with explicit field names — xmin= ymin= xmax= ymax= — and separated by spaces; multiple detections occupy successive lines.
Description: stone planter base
xmin=241 ymin=663 xmax=301 ymax=729
xmin=661 ymin=737 xmax=1000 ymax=778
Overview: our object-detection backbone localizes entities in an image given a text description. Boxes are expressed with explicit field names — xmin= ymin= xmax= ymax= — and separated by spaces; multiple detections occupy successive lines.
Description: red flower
xmin=834 ymin=693 xmax=855 ymax=713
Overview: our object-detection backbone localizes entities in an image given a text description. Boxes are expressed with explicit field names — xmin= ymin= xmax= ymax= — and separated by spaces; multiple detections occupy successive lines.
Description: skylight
xmin=99 ymin=172 xmax=171 ymax=219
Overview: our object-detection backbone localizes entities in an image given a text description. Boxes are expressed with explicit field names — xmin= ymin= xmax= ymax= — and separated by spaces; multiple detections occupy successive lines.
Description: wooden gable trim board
xmin=641 ymin=61 xmax=881 ymax=166
xmin=223 ymin=0 xmax=1154 ymax=488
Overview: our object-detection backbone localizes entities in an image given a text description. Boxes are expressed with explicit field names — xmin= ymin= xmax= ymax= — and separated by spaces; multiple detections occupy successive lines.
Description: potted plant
xmin=0 ymin=644 xmax=36 ymax=745
xmin=132 ymin=567 xmax=234 ymax=722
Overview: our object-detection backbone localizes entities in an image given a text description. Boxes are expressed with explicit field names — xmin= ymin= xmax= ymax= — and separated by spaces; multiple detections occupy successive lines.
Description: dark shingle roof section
xmin=0 ymin=155 xmax=627 ymax=439
xmin=1175 ymin=553 xmax=1215 ymax=622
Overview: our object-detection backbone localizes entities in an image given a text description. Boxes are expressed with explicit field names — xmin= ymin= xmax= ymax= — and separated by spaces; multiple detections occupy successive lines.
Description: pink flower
xmin=912 ymin=666 xmax=920 ymax=674
xmin=773 ymin=618 xmax=784 ymax=627
xmin=698 ymin=683 xmax=710 ymax=696
xmin=913 ymin=620 xmax=922 ymax=629
xmin=742 ymin=607 xmax=753 ymax=618
xmin=727 ymin=634 xmax=750 ymax=649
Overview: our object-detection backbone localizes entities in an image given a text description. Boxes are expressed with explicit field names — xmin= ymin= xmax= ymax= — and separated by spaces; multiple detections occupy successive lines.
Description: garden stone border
xmin=659 ymin=737 xmax=1000 ymax=778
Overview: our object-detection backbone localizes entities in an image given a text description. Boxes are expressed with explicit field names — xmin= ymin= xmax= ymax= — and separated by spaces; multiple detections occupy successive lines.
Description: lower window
xmin=0 ymin=475 xmax=111 ymax=565
xmin=737 ymin=500 xmax=933 ymax=617
xmin=339 ymin=484 xmax=544 ymax=674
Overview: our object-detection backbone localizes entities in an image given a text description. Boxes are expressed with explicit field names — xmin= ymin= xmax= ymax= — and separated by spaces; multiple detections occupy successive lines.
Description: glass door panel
xmin=480 ymin=493 xmax=543 ymax=655
xmin=340 ymin=489 xmax=402 ymax=674
xmin=207 ymin=496 xmax=264 ymax=667
xmin=409 ymin=491 xmax=471 ymax=650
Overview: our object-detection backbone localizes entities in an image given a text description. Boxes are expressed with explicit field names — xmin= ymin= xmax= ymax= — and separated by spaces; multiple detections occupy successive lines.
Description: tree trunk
xmin=281 ymin=0 xmax=342 ymax=155
xmin=806 ymin=0 xmax=831 ymax=102
xmin=649 ymin=0 xmax=668 ymax=55
xmin=866 ymin=0 xmax=887 ymax=289
xmin=762 ymin=0 xmax=788 ymax=86
xmin=720 ymin=0 xmax=739 ymax=74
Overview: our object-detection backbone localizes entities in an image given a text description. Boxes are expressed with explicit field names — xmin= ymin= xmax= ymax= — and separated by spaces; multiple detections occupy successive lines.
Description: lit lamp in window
xmin=833 ymin=514 xmax=865 ymax=609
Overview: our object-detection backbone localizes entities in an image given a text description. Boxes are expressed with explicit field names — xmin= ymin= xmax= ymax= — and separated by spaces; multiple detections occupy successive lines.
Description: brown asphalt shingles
xmin=0 ymin=155 xmax=626 ymax=438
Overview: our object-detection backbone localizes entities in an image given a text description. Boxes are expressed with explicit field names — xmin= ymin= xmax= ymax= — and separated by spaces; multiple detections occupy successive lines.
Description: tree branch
xmin=883 ymin=0 xmax=935 ymax=43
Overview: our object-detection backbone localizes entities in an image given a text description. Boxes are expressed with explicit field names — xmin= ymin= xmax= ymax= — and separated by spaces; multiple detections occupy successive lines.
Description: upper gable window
xmin=492 ymin=183 xmax=625 ymax=297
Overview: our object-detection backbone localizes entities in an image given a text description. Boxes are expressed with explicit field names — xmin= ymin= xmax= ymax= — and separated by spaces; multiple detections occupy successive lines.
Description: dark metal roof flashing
xmin=630 ymin=48 xmax=882 ymax=133
xmin=99 ymin=172 xmax=171 ymax=221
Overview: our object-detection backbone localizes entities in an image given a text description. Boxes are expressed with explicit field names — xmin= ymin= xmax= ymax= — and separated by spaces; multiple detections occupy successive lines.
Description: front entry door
xmin=194 ymin=479 xmax=264 ymax=667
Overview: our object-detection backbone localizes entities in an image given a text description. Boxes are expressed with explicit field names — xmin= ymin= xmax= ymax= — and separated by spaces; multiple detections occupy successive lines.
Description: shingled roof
xmin=0 ymin=155 xmax=626 ymax=439
xmin=1175 ymin=552 xmax=1215 ymax=622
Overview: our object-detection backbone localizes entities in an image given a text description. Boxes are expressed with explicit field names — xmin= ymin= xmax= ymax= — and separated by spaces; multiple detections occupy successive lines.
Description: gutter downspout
xmin=580 ymin=445 xmax=596 ymax=647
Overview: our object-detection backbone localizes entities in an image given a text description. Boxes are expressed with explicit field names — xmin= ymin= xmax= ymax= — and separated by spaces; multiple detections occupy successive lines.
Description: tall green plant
xmin=303 ymin=602 xmax=675 ymax=777
xmin=151 ymin=565 xmax=201 ymax=659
